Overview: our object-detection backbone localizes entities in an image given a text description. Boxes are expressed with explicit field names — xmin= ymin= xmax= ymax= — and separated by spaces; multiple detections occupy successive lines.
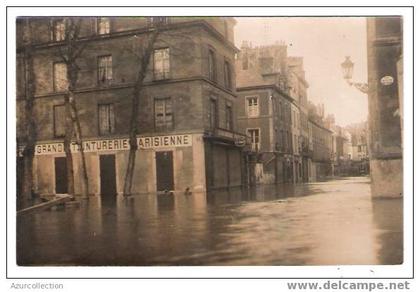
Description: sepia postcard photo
xmin=9 ymin=6 xmax=413 ymax=279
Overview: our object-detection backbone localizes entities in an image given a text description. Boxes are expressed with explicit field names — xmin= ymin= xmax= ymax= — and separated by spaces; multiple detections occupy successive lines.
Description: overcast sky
xmin=234 ymin=17 xmax=368 ymax=127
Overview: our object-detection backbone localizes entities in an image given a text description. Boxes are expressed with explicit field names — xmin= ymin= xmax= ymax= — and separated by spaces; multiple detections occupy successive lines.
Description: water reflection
xmin=17 ymin=177 xmax=402 ymax=266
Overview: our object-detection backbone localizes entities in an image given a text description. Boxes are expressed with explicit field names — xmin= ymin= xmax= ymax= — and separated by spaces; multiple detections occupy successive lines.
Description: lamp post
xmin=341 ymin=56 xmax=368 ymax=94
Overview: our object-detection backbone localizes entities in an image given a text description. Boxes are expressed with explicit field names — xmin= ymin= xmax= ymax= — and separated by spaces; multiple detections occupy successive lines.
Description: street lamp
xmin=341 ymin=56 xmax=368 ymax=94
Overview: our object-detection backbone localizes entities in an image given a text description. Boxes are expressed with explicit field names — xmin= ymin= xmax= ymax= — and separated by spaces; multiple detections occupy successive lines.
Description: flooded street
xmin=17 ymin=177 xmax=402 ymax=266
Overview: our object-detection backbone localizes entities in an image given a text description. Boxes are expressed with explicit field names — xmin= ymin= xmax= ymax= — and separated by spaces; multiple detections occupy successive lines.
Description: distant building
xmin=309 ymin=119 xmax=333 ymax=180
xmin=346 ymin=122 xmax=370 ymax=176
xmin=308 ymin=101 xmax=333 ymax=180
xmin=288 ymin=57 xmax=310 ymax=183
xmin=235 ymin=42 xmax=295 ymax=184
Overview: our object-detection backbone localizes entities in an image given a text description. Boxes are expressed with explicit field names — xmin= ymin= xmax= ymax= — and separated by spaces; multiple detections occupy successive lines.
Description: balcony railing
xmin=206 ymin=127 xmax=250 ymax=148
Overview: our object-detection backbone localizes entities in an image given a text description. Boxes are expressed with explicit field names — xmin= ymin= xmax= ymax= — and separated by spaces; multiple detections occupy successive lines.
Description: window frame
xmin=154 ymin=97 xmax=174 ymax=131
xmin=97 ymin=103 xmax=115 ymax=136
xmin=153 ymin=47 xmax=171 ymax=81
xmin=52 ymin=19 xmax=66 ymax=42
xmin=208 ymin=48 xmax=217 ymax=83
xmin=97 ymin=55 xmax=113 ymax=85
xmin=247 ymin=128 xmax=261 ymax=152
xmin=53 ymin=61 xmax=68 ymax=92
xmin=246 ymin=95 xmax=260 ymax=118
xmin=209 ymin=97 xmax=218 ymax=130
xmin=225 ymin=102 xmax=233 ymax=131
xmin=223 ymin=59 xmax=232 ymax=90
xmin=147 ymin=17 xmax=170 ymax=27
xmin=96 ymin=17 xmax=111 ymax=35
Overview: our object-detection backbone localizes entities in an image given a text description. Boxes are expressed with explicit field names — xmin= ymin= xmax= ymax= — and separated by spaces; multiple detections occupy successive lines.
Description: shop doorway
xmin=155 ymin=151 xmax=174 ymax=192
xmin=54 ymin=157 xmax=68 ymax=194
xmin=100 ymin=154 xmax=117 ymax=196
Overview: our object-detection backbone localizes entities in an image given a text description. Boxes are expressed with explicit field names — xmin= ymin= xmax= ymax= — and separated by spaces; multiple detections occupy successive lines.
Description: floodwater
xmin=17 ymin=177 xmax=403 ymax=266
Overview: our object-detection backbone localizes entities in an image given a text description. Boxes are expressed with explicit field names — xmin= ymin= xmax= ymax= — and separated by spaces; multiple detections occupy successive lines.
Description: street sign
xmin=380 ymin=75 xmax=394 ymax=86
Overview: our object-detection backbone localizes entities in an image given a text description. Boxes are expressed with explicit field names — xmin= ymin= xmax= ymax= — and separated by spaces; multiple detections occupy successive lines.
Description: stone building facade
xmin=366 ymin=16 xmax=403 ymax=197
xmin=287 ymin=57 xmax=310 ymax=183
xmin=235 ymin=43 xmax=296 ymax=185
xmin=16 ymin=17 xmax=246 ymax=199
xmin=309 ymin=119 xmax=333 ymax=180
xmin=307 ymin=102 xmax=333 ymax=180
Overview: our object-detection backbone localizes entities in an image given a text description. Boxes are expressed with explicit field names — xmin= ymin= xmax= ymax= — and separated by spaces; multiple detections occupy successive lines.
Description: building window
xmin=153 ymin=48 xmax=170 ymax=80
xmin=358 ymin=145 xmax=362 ymax=152
xmin=247 ymin=129 xmax=260 ymax=152
xmin=97 ymin=55 xmax=113 ymax=84
xmin=208 ymin=49 xmax=217 ymax=82
xmin=226 ymin=103 xmax=233 ymax=131
xmin=53 ymin=104 xmax=66 ymax=138
xmin=97 ymin=17 xmax=110 ymax=35
xmin=280 ymin=130 xmax=285 ymax=151
xmin=224 ymin=60 xmax=232 ymax=90
xmin=52 ymin=19 xmax=65 ymax=41
xmin=53 ymin=62 xmax=68 ymax=92
xmin=154 ymin=98 xmax=173 ymax=131
xmin=246 ymin=96 xmax=259 ymax=117
xmin=98 ymin=104 xmax=115 ymax=135
xmin=147 ymin=17 xmax=169 ymax=27
xmin=209 ymin=98 xmax=218 ymax=130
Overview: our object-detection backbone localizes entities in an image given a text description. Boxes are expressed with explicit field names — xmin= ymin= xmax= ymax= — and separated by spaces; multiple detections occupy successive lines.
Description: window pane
xmin=209 ymin=50 xmax=216 ymax=82
xmin=226 ymin=105 xmax=232 ymax=130
xmin=154 ymin=98 xmax=173 ymax=130
xmin=98 ymin=17 xmax=110 ymax=34
xmin=98 ymin=104 xmax=114 ymax=135
xmin=224 ymin=61 xmax=231 ymax=89
xmin=98 ymin=56 xmax=112 ymax=83
xmin=54 ymin=20 xmax=65 ymax=41
xmin=209 ymin=99 xmax=217 ymax=129
xmin=247 ymin=97 xmax=259 ymax=117
xmin=154 ymin=48 xmax=170 ymax=80
xmin=54 ymin=63 xmax=68 ymax=92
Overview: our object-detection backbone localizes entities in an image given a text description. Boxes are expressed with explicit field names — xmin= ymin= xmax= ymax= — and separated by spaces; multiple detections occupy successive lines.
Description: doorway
xmin=100 ymin=154 xmax=117 ymax=196
xmin=155 ymin=151 xmax=174 ymax=192
xmin=54 ymin=157 xmax=68 ymax=194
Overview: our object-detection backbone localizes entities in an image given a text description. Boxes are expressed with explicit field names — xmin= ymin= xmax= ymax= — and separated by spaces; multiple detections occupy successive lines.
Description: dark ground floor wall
xmin=334 ymin=160 xmax=370 ymax=177
xmin=21 ymin=133 xmax=247 ymax=198
xmin=204 ymin=141 xmax=244 ymax=190
xmin=25 ymin=133 xmax=211 ymax=196
xmin=249 ymin=153 xmax=295 ymax=185
xmin=313 ymin=161 xmax=333 ymax=180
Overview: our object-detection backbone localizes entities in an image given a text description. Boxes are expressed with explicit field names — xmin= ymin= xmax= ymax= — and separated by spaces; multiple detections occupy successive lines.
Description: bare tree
xmin=123 ymin=27 xmax=159 ymax=196
xmin=58 ymin=17 xmax=90 ymax=198
xmin=19 ymin=18 xmax=37 ymax=208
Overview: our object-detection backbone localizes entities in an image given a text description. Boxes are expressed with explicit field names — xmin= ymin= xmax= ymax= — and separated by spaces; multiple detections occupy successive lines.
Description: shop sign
xmin=138 ymin=134 xmax=192 ymax=149
xmin=34 ymin=135 xmax=192 ymax=155
xmin=34 ymin=139 xmax=130 ymax=155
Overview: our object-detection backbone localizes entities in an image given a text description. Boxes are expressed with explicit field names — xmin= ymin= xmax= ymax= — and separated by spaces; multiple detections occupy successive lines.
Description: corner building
xmin=16 ymin=17 xmax=246 ymax=196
